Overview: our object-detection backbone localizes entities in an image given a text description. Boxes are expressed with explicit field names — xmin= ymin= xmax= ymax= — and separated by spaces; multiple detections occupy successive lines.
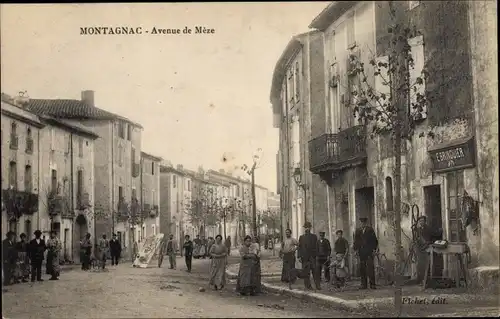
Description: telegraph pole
xmin=250 ymin=162 xmax=258 ymax=237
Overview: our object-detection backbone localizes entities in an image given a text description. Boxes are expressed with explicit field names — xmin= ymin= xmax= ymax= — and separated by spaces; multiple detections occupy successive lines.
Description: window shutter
xmin=409 ymin=36 xmax=427 ymax=121
xmin=374 ymin=55 xmax=391 ymax=131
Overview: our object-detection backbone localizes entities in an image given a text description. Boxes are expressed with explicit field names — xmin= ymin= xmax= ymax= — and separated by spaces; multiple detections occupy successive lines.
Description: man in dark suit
xmin=298 ymin=221 xmax=321 ymax=290
xmin=353 ymin=217 xmax=378 ymax=289
xmin=316 ymin=231 xmax=331 ymax=283
xmin=2 ymin=231 xmax=18 ymax=286
xmin=109 ymin=233 xmax=122 ymax=266
xmin=28 ymin=230 xmax=46 ymax=282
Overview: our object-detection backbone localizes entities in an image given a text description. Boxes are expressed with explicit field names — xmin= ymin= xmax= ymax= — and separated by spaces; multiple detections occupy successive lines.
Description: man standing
xmin=183 ymin=235 xmax=194 ymax=272
xmin=298 ymin=221 xmax=321 ymax=290
xmin=98 ymin=234 xmax=110 ymax=270
xmin=316 ymin=231 xmax=331 ymax=283
xmin=28 ymin=230 xmax=46 ymax=282
xmin=415 ymin=216 xmax=432 ymax=284
xmin=164 ymin=234 xmax=178 ymax=269
xmin=2 ymin=231 xmax=17 ymax=286
xmin=353 ymin=217 xmax=378 ymax=289
xmin=109 ymin=234 xmax=122 ymax=266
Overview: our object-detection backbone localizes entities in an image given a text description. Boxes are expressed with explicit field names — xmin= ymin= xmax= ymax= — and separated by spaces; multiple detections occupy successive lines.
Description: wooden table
xmin=422 ymin=243 xmax=469 ymax=290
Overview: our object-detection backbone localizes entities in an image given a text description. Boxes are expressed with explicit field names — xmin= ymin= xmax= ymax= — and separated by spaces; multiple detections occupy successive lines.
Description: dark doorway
xmin=424 ymin=185 xmax=444 ymax=277
xmin=355 ymin=187 xmax=375 ymax=228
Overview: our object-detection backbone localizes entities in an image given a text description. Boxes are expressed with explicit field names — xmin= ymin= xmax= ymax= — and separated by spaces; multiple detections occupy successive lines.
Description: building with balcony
xmin=270 ymin=30 xmax=326 ymax=238
xmin=38 ymin=116 xmax=98 ymax=262
xmin=139 ymin=151 xmax=162 ymax=241
xmin=26 ymin=90 xmax=143 ymax=259
xmin=303 ymin=1 xmax=494 ymax=279
xmin=1 ymin=96 xmax=43 ymax=240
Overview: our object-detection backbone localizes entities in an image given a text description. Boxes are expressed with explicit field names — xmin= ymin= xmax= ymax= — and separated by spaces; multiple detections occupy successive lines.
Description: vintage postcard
xmin=1 ymin=2 xmax=498 ymax=318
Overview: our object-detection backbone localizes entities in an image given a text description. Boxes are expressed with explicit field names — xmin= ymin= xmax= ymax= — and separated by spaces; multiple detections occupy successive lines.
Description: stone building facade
xmin=272 ymin=0 xmax=498 ymax=280
xmin=139 ymin=151 xmax=162 ymax=241
xmin=270 ymin=30 xmax=326 ymax=238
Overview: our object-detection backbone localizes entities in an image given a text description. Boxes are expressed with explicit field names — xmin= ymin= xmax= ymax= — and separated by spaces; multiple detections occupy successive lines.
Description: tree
xmin=185 ymin=188 xmax=221 ymax=237
xmin=344 ymin=2 xmax=428 ymax=316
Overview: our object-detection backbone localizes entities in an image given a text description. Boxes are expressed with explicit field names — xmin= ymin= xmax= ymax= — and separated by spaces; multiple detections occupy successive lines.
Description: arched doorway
xmin=74 ymin=214 xmax=88 ymax=263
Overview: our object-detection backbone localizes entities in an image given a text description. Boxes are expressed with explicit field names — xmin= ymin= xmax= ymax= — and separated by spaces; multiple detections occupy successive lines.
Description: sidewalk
xmin=226 ymin=258 xmax=500 ymax=317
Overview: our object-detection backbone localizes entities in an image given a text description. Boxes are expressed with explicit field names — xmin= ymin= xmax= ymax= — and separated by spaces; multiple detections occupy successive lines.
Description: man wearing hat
xmin=28 ymin=230 xmax=46 ymax=282
xmin=298 ymin=221 xmax=321 ymax=290
xmin=109 ymin=233 xmax=122 ymax=266
xmin=2 ymin=231 xmax=18 ymax=285
xmin=353 ymin=217 xmax=378 ymax=289
xmin=316 ymin=231 xmax=331 ymax=283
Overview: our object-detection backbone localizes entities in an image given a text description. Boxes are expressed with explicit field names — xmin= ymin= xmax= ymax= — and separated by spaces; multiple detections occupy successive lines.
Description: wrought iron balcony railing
xmin=132 ymin=163 xmax=140 ymax=178
xmin=2 ymin=189 xmax=38 ymax=219
xmin=308 ymin=125 xmax=367 ymax=174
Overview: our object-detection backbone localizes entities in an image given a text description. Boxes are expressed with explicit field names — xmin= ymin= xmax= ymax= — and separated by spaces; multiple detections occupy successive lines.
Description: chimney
xmin=81 ymin=90 xmax=95 ymax=107
xmin=177 ymin=164 xmax=183 ymax=170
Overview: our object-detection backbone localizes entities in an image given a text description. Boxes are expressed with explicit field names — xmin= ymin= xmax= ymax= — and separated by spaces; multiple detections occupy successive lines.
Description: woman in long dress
xmin=46 ymin=231 xmax=62 ymax=280
xmin=16 ymin=233 xmax=30 ymax=282
xmin=80 ymin=233 xmax=92 ymax=271
xmin=236 ymin=235 xmax=262 ymax=296
xmin=280 ymin=228 xmax=299 ymax=288
xmin=208 ymin=235 xmax=228 ymax=290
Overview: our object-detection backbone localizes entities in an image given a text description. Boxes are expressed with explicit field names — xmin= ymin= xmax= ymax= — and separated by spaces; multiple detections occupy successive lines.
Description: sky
xmin=1 ymin=2 xmax=329 ymax=192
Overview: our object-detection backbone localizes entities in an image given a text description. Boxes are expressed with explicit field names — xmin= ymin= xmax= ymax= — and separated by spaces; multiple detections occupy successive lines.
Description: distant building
xmin=26 ymin=90 xmax=143 ymax=259
xmin=139 ymin=151 xmax=162 ymax=241
xmin=1 ymin=97 xmax=44 ymax=240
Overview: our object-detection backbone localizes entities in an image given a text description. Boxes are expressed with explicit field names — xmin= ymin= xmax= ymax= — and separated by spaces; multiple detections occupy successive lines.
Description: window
xmin=77 ymin=169 xmax=83 ymax=206
xmin=385 ymin=177 xmax=394 ymax=212
xmin=26 ymin=128 xmax=33 ymax=153
xmin=9 ymin=161 xmax=17 ymax=189
xmin=118 ymin=121 xmax=125 ymax=139
xmin=187 ymin=180 xmax=191 ymax=191
xmin=346 ymin=15 xmax=356 ymax=48
xmin=11 ymin=122 xmax=17 ymax=136
xmin=152 ymin=225 xmax=156 ymax=235
xmin=152 ymin=190 xmax=156 ymax=206
xmin=409 ymin=0 xmax=420 ymax=10
xmin=118 ymin=145 xmax=124 ymax=167
xmin=288 ymin=70 xmax=295 ymax=104
xmin=408 ymin=35 xmax=427 ymax=120
xmin=50 ymin=128 xmax=55 ymax=150
xmin=78 ymin=138 xmax=84 ymax=158
xmin=295 ymin=61 xmax=301 ymax=102
xmin=132 ymin=188 xmax=137 ymax=201
xmin=447 ymin=171 xmax=467 ymax=243
xmin=118 ymin=186 xmax=124 ymax=201
xmin=51 ymin=169 xmax=57 ymax=193
xmin=329 ymin=62 xmax=339 ymax=132
xmin=127 ymin=125 xmax=132 ymax=141
xmin=24 ymin=165 xmax=32 ymax=192
xmin=173 ymin=175 xmax=177 ymax=188
xmin=10 ymin=122 xmax=18 ymax=150
xmin=151 ymin=162 xmax=155 ymax=175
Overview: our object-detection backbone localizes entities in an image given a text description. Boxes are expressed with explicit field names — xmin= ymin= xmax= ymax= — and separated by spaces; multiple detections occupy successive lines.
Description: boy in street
xmin=183 ymin=235 xmax=193 ymax=272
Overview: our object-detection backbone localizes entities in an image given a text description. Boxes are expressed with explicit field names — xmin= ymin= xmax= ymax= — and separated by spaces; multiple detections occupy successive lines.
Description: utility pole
xmin=250 ymin=162 xmax=258 ymax=237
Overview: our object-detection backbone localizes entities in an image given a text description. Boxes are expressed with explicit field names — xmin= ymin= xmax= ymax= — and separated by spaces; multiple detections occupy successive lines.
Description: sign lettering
xmin=428 ymin=138 xmax=475 ymax=173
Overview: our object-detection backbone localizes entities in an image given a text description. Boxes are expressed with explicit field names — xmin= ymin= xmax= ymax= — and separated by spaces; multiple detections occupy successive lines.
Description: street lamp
xmin=293 ymin=167 xmax=308 ymax=225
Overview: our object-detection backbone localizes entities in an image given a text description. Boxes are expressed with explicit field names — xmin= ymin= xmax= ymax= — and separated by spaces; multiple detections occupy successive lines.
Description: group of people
xmin=280 ymin=218 xmax=379 ymax=291
xmin=79 ymin=233 xmax=122 ymax=271
xmin=157 ymin=233 xmax=261 ymax=295
xmin=2 ymin=230 xmax=63 ymax=286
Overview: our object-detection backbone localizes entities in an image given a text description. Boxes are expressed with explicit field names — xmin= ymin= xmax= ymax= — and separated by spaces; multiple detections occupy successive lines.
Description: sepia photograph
xmin=1 ymin=1 xmax=498 ymax=318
